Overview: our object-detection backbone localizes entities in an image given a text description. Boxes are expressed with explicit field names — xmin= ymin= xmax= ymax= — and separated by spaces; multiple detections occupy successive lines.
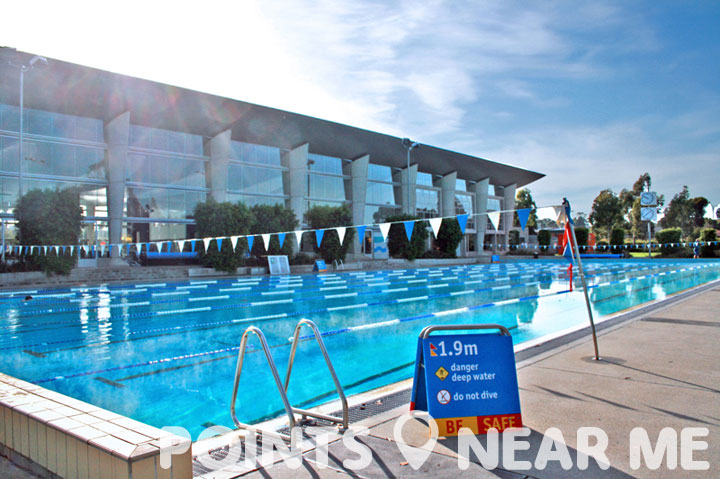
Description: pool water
xmin=1 ymin=259 xmax=718 ymax=437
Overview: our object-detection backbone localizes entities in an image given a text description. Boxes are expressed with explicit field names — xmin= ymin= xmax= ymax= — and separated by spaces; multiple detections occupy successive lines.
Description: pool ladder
xmin=230 ymin=319 xmax=349 ymax=443
xmin=332 ymin=258 xmax=344 ymax=270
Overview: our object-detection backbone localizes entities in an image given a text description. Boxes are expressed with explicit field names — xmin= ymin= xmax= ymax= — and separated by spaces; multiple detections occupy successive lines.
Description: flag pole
xmin=563 ymin=198 xmax=600 ymax=360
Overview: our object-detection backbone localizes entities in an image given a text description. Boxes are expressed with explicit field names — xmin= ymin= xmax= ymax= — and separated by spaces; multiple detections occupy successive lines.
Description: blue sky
xmin=4 ymin=0 xmax=719 ymax=214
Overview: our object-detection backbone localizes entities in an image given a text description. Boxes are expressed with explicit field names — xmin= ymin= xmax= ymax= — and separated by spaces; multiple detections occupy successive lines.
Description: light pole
xmin=401 ymin=138 xmax=419 ymax=215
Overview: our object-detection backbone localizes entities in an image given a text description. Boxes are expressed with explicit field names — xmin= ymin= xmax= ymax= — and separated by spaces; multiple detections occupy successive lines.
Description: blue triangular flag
xmin=191 ymin=240 xmax=197 ymax=252
xmin=356 ymin=225 xmax=366 ymax=243
xmin=316 ymin=229 xmax=325 ymax=247
xmin=278 ymin=233 xmax=286 ymax=249
xmin=403 ymin=221 xmax=414 ymax=241
xmin=457 ymin=214 xmax=468 ymax=234
xmin=517 ymin=208 xmax=531 ymax=231
xmin=216 ymin=238 xmax=223 ymax=251
xmin=247 ymin=236 xmax=254 ymax=252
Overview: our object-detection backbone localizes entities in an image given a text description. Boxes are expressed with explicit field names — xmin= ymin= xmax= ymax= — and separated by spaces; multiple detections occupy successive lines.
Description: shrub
xmin=435 ymin=217 xmax=463 ymax=257
xmin=508 ymin=230 xmax=520 ymax=246
xmin=16 ymin=188 xmax=83 ymax=275
xmin=609 ymin=227 xmax=625 ymax=247
xmin=537 ymin=230 xmax=551 ymax=247
xmin=304 ymin=205 xmax=355 ymax=263
xmin=656 ymin=228 xmax=683 ymax=256
xmin=194 ymin=199 xmax=254 ymax=272
xmin=574 ymin=227 xmax=589 ymax=246
xmin=700 ymin=228 xmax=717 ymax=258
xmin=385 ymin=214 xmax=429 ymax=260
xmin=249 ymin=204 xmax=298 ymax=257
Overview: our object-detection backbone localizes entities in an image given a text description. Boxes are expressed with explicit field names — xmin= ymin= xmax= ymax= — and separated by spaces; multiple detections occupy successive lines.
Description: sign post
xmin=410 ymin=324 xmax=522 ymax=436
xmin=640 ymin=190 xmax=658 ymax=258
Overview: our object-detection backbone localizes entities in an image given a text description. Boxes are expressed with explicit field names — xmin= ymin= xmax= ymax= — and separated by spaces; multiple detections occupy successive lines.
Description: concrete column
xmin=343 ymin=155 xmax=369 ymax=254
xmin=392 ymin=164 xmax=418 ymax=215
xmin=503 ymin=183 xmax=517 ymax=249
xmin=435 ymin=171 xmax=457 ymax=217
xmin=104 ymin=112 xmax=130 ymax=264
xmin=470 ymin=178 xmax=489 ymax=251
xmin=205 ymin=129 xmax=232 ymax=202
xmin=282 ymin=143 xmax=309 ymax=227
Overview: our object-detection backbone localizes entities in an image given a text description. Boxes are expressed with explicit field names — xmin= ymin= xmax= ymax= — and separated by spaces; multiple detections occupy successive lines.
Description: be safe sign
xmin=411 ymin=325 xmax=522 ymax=436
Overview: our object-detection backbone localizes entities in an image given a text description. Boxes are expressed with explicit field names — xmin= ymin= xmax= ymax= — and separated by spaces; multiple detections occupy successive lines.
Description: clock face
xmin=641 ymin=207 xmax=656 ymax=221
xmin=640 ymin=192 xmax=657 ymax=206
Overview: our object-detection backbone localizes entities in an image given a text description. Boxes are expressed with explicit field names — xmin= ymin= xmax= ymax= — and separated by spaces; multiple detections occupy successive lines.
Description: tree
xmin=385 ymin=214 xmax=429 ymax=260
xmin=16 ymin=188 xmax=83 ymax=275
xmin=435 ymin=218 xmax=463 ymax=257
xmin=194 ymin=199 xmax=254 ymax=272
xmin=304 ymin=205 xmax=354 ymax=263
xmin=249 ymin=204 xmax=298 ymax=257
xmin=691 ymin=197 xmax=709 ymax=228
xmin=573 ymin=212 xmax=588 ymax=228
xmin=589 ymin=189 xmax=623 ymax=241
xmin=659 ymin=186 xmax=693 ymax=238
xmin=514 ymin=189 xmax=537 ymax=233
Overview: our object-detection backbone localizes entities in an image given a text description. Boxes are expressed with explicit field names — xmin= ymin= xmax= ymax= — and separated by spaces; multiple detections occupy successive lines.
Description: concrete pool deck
xmin=3 ymin=279 xmax=718 ymax=478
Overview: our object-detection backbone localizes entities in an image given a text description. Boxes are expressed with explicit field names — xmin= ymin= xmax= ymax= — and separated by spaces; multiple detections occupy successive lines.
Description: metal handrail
xmin=420 ymin=323 xmax=511 ymax=339
xmin=230 ymin=326 xmax=296 ymax=443
xmin=331 ymin=258 xmax=345 ymax=270
xmin=285 ymin=319 xmax=349 ymax=430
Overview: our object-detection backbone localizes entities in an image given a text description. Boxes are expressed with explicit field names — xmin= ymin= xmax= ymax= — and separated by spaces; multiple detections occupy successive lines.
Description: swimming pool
xmin=1 ymin=259 xmax=718 ymax=437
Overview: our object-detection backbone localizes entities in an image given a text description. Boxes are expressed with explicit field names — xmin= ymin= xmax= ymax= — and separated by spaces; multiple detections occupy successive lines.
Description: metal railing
xmin=285 ymin=319 xmax=348 ymax=429
xmin=419 ymin=323 xmax=511 ymax=340
xmin=332 ymin=258 xmax=344 ymax=270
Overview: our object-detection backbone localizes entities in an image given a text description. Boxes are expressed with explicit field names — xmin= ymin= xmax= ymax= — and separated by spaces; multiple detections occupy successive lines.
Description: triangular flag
xmin=84 ymin=245 xmax=91 ymax=255
xmin=54 ymin=245 xmax=59 ymax=255
xmin=247 ymin=236 xmax=254 ymax=252
xmin=69 ymin=245 xmax=74 ymax=255
xmin=294 ymin=230 xmax=303 ymax=247
xmin=278 ymin=233 xmax=286 ymax=249
xmin=216 ymin=238 xmax=223 ymax=251
xmin=177 ymin=240 xmax=186 ymax=253
xmin=488 ymin=211 xmax=500 ymax=230
xmin=43 ymin=246 xmax=48 ymax=255
xmin=316 ymin=229 xmax=325 ymax=247
xmin=356 ymin=225 xmax=366 ymax=243
xmin=261 ymin=233 xmax=271 ymax=250
xmin=230 ymin=236 xmax=239 ymax=252
xmin=202 ymin=237 xmax=211 ymax=252
xmin=379 ymin=223 xmax=391 ymax=241
xmin=336 ymin=227 xmax=347 ymax=246
xmin=457 ymin=214 xmax=468 ymax=234
xmin=100 ymin=244 xmax=106 ymax=256
xmin=428 ymin=218 xmax=442 ymax=238
xmin=563 ymin=223 xmax=574 ymax=264
xmin=155 ymin=241 xmax=163 ymax=252
xmin=17 ymin=246 xmax=23 ymax=255
xmin=517 ymin=208 xmax=531 ymax=231
xmin=403 ymin=221 xmax=414 ymax=241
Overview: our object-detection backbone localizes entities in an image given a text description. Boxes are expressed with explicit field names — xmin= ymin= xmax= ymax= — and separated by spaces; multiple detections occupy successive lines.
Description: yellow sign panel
xmin=434 ymin=366 xmax=449 ymax=381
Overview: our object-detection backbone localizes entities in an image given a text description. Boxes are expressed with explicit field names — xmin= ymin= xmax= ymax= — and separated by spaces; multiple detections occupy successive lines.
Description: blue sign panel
xmin=313 ymin=260 xmax=328 ymax=272
xmin=411 ymin=332 xmax=522 ymax=436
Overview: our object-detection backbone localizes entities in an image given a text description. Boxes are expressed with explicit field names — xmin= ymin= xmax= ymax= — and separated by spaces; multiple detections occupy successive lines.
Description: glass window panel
xmin=228 ymin=165 xmax=283 ymax=195
xmin=23 ymin=141 xmax=51 ymax=174
xmin=51 ymin=143 xmax=75 ymax=176
xmin=130 ymin=125 xmax=151 ymax=149
xmin=185 ymin=191 xmax=206 ymax=218
xmin=167 ymin=190 xmax=186 ymax=219
xmin=487 ymin=198 xmax=501 ymax=211
xmin=21 ymin=179 xmax=106 ymax=218
xmin=148 ymin=155 xmax=168 ymax=185
xmin=366 ymin=181 xmax=395 ymax=204
xmin=368 ymin=164 xmax=393 ymax=182
xmin=227 ymin=193 xmax=285 ymax=207
xmin=308 ymin=153 xmax=343 ymax=175
xmin=0 ymin=137 xmax=19 ymax=173
xmin=455 ymin=179 xmax=467 ymax=192
xmin=365 ymin=204 xmax=399 ymax=224
xmin=416 ymin=188 xmax=439 ymax=218
xmin=53 ymin=114 xmax=75 ymax=140
xmin=488 ymin=185 xmax=496 ymax=196
xmin=309 ymin=174 xmax=344 ymax=201
xmin=25 ymin=109 xmax=53 ymax=136
xmin=0 ymin=177 xmax=19 ymax=214
xmin=167 ymin=131 xmax=185 ymax=153
xmin=76 ymin=147 xmax=106 ymax=179
xmin=417 ymin=172 xmax=433 ymax=186
xmin=1 ymin=104 xmax=20 ymax=132
xmin=76 ymin=117 xmax=103 ymax=143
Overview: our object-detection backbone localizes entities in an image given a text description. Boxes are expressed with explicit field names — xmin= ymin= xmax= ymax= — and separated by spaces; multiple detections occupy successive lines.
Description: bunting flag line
xmin=278 ymin=232 xmax=286 ymax=249
xmin=202 ymin=237 xmax=211 ymax=252
xmin=247 ymin=235 xmax=254 ymax=252
xmin=336 ymin=227 xmax=347 ymax=246
xmin=487 ymin=211 xmax=500 ymax=231
xmin=517 ymin=208 xmax=531 ymax=231
xmin=294 ymin=230 xmax=303 ymax=247
xmin=428 ymin=217 xmax=442 ymax=239
xmin=403 ymin=221 xmax=414 ymax=241
xmin=229 ymin=236 xmax=239 ymax=252
xmin=315 ymin=229 xmax=325 ymax=247
xmin=216 ymin=238 xmax=223 ymax=252
xmin=356 ymin=225 xmax=366 ymax=244
xmin=379 ymin=223 xmax=391 ymax=242
xmin=456 ymin=214 xmax=468 ymax=234
xmin=261 ymin=233 xmax=271 ymax=250
xmin=177 ymin=240 xmax=186 ymax=253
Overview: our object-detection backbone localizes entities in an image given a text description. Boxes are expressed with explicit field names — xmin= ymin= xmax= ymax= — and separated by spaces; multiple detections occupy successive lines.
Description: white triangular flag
xmin=54 ymin=246 xmax=59 ymax=255
xmin=379 ymin=223 xmax=391 ymax=241
xmin=43 ymin=246 xmax=48 ymax=255
xmin=428 ymin=218 xmax=442 ymax=238
xmin=230 ymin=236 xmax=239 ymax=251
xmin=155 ymin=241 xmax=163 ymax=252
xmin=336 ymin=227 xmax=347 ymax=245
xmin=100 ymin=244 xmax=106 ymax=256
xmin=69 ymin=245 xmax=74 ymax=255
xmin=177 ymin=240 xmax=186 ymax=253
xmin=488 ymin=211 xmax=501 ymax=230
xmin=261 ymin=233 xmax=271 ymax=250
xmin=83 ymin=245 xmax=91 ymax=255
xmin=202 ymin=237 xmax=211 ymax=252
xmin=294 ymin=230 xmax=303 ymax=246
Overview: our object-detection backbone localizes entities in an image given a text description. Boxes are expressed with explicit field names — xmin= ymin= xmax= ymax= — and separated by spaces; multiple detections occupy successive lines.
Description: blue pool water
xmin=1 ymin=259 xmax=718 ymax=437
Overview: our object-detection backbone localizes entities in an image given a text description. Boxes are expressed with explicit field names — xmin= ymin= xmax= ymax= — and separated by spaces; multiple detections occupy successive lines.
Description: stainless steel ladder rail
xmin=285 ymin=319 xmax=349 ymax=430
xmin=230 ymin=326 xmax=296 ymax=443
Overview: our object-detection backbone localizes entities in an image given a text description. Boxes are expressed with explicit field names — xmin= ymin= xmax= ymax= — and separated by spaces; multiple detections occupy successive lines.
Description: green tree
xmin=589 ymin=189 xmax=623 ymax=241
xmin=249 ymin=204 xmax=298 ymax=257
xmin=435 ymin=218 xmax=463 ymax=257
xmin=656 ymin=228 xmax=683 ymax=256
xmin=194 ymin=199 xmax=254 ymax=272
xmin=16 ymin=188 xmax=83 ymax=275
xmin=573 ymin=212 xmax=588 ymax=228
xmin=385 ymin=214 xmax=428 ymax=260
xmin=304 ymin=205 xmax=354 ymax=263
xmin=691 ymin=197 xmax=709 ymax=228
xmin=514 ymin=188 xmax=538 ymax=233
xmin=659 ymin=186 xmax=694 ymax=238
xmin=537 ymin=230 xmax=551 ymax=247
xmin=574 ymin=227 xmax=589 ymax=246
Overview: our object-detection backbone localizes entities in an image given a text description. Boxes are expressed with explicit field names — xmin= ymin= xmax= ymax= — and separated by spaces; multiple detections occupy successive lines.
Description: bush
xmin=194 ymin=199 xmax=253 ymax=272
xmin=304 ymin=205 xmax=355 ymax=263
xmin=508 ymin=230 xmax=520 ymax=246
xmin=537 ymin=230 xmax=551 ymax=247
xmin=656 ymin=228 xmax=683 ymax=256
xmin=435 ymin=217 xmax=463 ymax=257
xmin=574 ymin=227 xmax=589 ymax=246
xmin=249 ymin=204 xmax=298 ymax=257
xmin=700 ymin=228 xmax=717 ymax=258
xmin=610 ymin=227 xmax=625 ymax=247
xmin=385 ymin=215 xmax=429 ymax=260
xmin=16 ymin=188 xmax=83 ymax=275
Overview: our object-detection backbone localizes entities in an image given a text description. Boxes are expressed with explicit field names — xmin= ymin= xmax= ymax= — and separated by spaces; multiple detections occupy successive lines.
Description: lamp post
xmin=401 ymin=138 xmax=419 ymax=215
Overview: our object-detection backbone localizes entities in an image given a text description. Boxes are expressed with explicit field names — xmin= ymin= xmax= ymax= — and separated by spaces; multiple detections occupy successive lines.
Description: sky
xmin=3 ymin=0 xmax=719 ymax=215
